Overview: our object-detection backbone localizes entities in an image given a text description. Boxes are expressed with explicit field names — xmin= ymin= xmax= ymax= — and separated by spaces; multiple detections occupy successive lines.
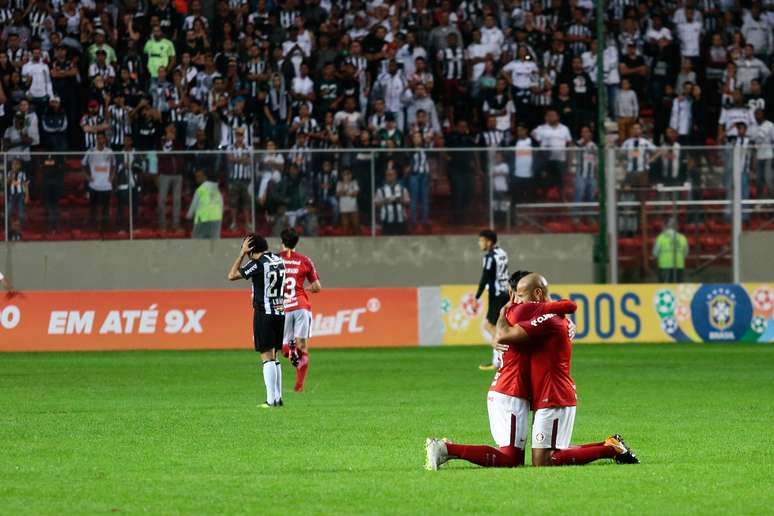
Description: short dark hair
xmin=509 ymin=270 xmax=531 ymax=289
xmin=479 ymin=229 xmax=497 ymax=244
xmin=248 ymin=234 xmax=269 ymax=254
xmin=280 ymin=228 xmax=300 ymax=249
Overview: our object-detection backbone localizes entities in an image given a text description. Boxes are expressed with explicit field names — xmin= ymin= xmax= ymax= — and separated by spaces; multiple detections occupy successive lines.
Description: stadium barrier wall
xmin=0 ymin=234 xmax=594 ymax=291
xmin=2 ymin=283 xmax=772 ymax=351
xmin=433 ymin=284 xmax=774 ymax=345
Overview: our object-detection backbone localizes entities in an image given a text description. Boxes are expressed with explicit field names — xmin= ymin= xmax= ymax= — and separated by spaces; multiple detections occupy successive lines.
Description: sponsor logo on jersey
xmin=530 ymin=313 xmax=557 ymax=326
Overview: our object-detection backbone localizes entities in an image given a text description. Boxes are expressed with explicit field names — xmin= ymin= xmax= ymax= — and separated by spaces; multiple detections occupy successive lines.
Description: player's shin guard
xmin=550 ymin=444 xmax=617 ymax=466
xmin=274 ymin=360 xmax=282 ymax=403
xmin=445 ymin=443 xmax=524 ymax=468
xmin=294 ymin=352 xmax=309 ymax=392
xmin=262 ymin=360 xmax=277 ymax=405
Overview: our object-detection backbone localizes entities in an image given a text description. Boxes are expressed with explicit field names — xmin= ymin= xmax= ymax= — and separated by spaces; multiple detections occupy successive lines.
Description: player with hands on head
xmin=228 ymin=234 xmax=287 ymax=409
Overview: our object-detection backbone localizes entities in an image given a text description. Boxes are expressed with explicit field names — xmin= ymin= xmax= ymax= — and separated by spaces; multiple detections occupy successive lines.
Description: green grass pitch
xmin=2 ymin=344 xmax=773 ymax=514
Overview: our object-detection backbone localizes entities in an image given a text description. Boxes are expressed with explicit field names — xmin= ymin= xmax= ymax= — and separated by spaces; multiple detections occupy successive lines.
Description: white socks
xmin=263 ymin=361 xmax=277 ymax=404
xmin=274 ymin=360 xmax=282 ymax=403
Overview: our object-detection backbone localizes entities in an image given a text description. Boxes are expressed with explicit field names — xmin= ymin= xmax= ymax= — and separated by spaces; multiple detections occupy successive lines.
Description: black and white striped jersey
xmin=476 ymin=246 xmax=509 ymax=299
xmin=240 ymin=252 xmax=286 ymax=316
xmin=108 ymin=105 xmax=131 ymax=147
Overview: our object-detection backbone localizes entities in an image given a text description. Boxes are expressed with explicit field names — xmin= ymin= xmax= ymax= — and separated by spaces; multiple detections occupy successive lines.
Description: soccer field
xmin=2 ymin=345 xmax=773 ymax=514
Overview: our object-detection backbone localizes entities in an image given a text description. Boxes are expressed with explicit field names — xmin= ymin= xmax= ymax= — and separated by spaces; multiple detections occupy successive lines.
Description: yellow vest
xmin=194 ymin=182 xmax=223 ymax=223
xmin=656 ymin=230 xmax=687 ymax=269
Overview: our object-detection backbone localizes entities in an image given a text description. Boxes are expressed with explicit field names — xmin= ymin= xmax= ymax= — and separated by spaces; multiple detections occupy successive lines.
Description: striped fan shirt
xmin=410 ymin=148 xmax=430 ymax=175
xmin=228 ymin=143 xmax=252 ymax=182
xmin=108 ymin=105 xmax=131 ymax=147
xmin=377 ymin=182 xmax=407 ymax=224
xmin=439 ymin=46 xmax=464 ymax=80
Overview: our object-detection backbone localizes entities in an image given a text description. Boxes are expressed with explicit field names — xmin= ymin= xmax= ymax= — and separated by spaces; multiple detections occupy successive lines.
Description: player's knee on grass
xmin=297 ymin=338 xmax=308 ymax=351
xmin=260 ymin=350 xmax=276 ymax=362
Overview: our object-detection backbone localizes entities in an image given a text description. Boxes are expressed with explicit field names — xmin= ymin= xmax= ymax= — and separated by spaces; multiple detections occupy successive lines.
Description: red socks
xmin=550 ymin=444 xmax=616 ymax=466
xmin=294 ymin=352 xmax=309 ymax=392
xmin=446 ymin=444 xmax=524 ymax=468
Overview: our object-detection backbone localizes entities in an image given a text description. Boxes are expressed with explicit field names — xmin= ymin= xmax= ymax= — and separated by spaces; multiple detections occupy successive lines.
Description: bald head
xmin=516 ymin=273 xmax=549 ymax=302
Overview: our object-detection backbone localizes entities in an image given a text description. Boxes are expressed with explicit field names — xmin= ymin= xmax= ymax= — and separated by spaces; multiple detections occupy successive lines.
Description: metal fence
xmin=1 ymin=145 xmax=772 ymax=282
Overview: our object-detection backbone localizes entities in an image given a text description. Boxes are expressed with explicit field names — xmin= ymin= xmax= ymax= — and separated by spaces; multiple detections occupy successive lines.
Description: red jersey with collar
xmin=490 ymin=300 xmax=576 ymax=402
xmin=516 ymin=300 xmax=577 ymax=410
xmin=281 ymin=250 xmax=319 ymax=312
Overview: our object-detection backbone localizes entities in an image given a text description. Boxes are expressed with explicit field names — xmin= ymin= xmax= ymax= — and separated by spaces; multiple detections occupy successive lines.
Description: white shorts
xmin=532 ymin=406 xmax=576 ymax=449
xmin=487 ymin=391 xmax=530 ymax=449
xmin=283 ymin=309 xmax=313 ymax=344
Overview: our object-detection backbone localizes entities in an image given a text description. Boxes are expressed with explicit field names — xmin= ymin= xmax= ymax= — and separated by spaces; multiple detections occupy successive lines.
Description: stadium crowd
xmin=1 ymin=0 xmax=774 ymax=238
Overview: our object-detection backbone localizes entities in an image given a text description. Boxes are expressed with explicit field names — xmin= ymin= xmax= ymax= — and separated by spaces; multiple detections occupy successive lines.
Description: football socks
xmin=446 ymin=444 xmax=524 ymax=468
xmin=263 ymin=360 xmax=277 ymax=405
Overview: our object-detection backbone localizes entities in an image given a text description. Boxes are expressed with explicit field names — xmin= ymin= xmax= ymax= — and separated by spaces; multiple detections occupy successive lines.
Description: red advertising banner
xmin=0 ymin=289 xmax=418 ymax=352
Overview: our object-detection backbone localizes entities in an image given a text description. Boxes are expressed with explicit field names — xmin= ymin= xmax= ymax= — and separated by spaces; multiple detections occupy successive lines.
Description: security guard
xmin=186 ymin=169 xmax=223 ymax=239
xmin=653 ymin=218 xmax=689 ymax=283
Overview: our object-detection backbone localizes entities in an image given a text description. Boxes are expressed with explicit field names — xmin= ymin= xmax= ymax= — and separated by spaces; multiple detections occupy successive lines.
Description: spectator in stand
xmin=405 ymin=83 xmax=440 ymax=135
xmin=6 ymin=158 xmax=29 ymax=240
xmin=21 ymin=47 xmax=53 ymax=115
xmin=41 ymin=154 xmax=64 ymax=233
xmin=374 ymin=164 xmax=410 ymax=235
xmin=646 ymin=30 xmax=680 ymax=107
xmin=482 ymin=77 xmax=515 ymax=139
xmin=336 ymin=167 xmax=359 ymax=235
xmin=676 ymin=6 xmax=703 ymax=66
xmin=115 ymin=135 xmax=143 ymax=230
xmin=532 ymin=109 xmax=572 ymax=199
xmin=620 ymin=123 xmax=657 ymax=234
xmin=41 ymin=96 xmax=68 ymax=152
xmin=3 ymin=113 xmax=33 ymax=172
xmin=144 ymin=24 xmax=176 ymax=82
xmin=669 ymin=82 xmax=694 ymax=145
xmin=157 ymin=124 xmax=184 ymax=231
xmin=80 ymin=99 xmax=108 ymax=149
xmin=274 ymin=163 xmax=311 ymax=227
xmin=616 ymin=78 xmax=639 ymax=143
xmin=675 ymin=58 xmax=697 ymax=96
xmin=736 ymin=44 xmax=770 ymax=95
xmin=81 ymin=132 xmax=115 ymax=233
xmin=511 ymin=124 xmax=534 ymax=211
xmin=653 ymin=218 xmax=689 ymax=282
xmin=407 ymin=131 xmax=431 ymax=229
xmin=226 ymin=127 xmax=252 ymax=231
xmin=752 ymin=108 xmax=774 ymax=198
xmin=574 ymin=125 xmax=598 ymax=217
xmin=658 ymin=128 xmax=687 ymax=187
xmin=742 ymin=4 xmax=773 ymax=60
xmin=560 ymin=56 xmax=594 ymax=134
xmin=491 ymin=151 xmax=510 ymax=227
xmin=619 ymin=43 xmax=649 ymax=99
xmin=445 ymin=119 xmax=477 ymax=224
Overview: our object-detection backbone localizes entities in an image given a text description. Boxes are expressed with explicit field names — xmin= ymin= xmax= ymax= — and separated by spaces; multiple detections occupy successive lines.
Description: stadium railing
xmin=1 ymin=145 xmax=771 ymax=282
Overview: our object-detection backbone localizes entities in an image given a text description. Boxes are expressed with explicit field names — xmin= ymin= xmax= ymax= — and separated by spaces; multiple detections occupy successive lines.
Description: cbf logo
xmin=690 ymin=284 xmax=753 ymax=342
xmin=708 ymin=289 xmax=735 ymax=332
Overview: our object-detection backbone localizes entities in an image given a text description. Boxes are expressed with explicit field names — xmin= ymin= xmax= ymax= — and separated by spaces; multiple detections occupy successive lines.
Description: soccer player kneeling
xmin=497 ymin=273 xmax=640 ymax=467
xmin=425 ymin=295 xmax=577 ymax=470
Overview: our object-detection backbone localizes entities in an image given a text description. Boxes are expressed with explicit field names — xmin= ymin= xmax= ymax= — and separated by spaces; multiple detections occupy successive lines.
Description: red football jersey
xmin=281 ymin=250 xmax=320 ymax=312
xmin=516 ymin=301 xmax=577 ymax=410
xmin=491 ymin=300 xmax=576 ymax=401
